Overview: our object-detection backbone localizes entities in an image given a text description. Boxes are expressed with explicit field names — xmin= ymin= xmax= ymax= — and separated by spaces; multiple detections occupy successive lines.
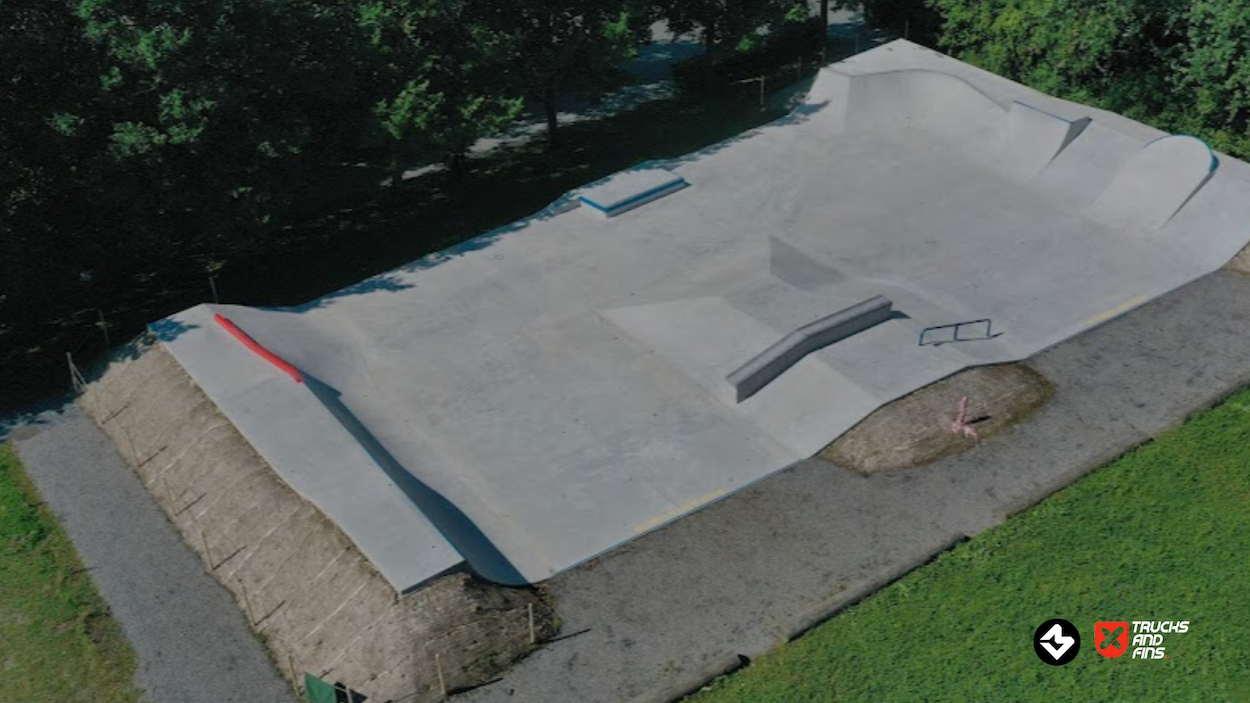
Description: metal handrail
xmin=918 ymin=318 xmax=995 ymax=346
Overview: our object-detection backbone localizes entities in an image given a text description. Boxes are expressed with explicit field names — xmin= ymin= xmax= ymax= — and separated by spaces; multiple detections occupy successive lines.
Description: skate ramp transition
xmin=153 ymin=41 xmax=1250 ymax=591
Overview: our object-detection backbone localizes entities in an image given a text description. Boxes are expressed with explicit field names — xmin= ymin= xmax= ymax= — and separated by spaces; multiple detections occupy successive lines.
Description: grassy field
xmin=0 ymin=444 xmax=142 ymax=703
xmin=689 ymin=389 xmax=1250 ymax=702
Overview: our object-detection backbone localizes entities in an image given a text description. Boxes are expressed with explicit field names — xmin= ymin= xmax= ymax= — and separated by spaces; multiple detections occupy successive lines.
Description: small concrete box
xmin=578 ymin=168 xmax=688 ymax=218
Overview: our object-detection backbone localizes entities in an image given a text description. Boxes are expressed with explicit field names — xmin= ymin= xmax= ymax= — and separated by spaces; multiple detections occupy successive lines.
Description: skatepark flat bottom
xmin=155 ymin=40 xmax=1250 ymax=591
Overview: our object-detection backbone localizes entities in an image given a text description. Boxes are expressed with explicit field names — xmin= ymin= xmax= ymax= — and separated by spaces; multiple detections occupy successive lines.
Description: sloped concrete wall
xmin=80 ymin=337 xmax=554 ymax=702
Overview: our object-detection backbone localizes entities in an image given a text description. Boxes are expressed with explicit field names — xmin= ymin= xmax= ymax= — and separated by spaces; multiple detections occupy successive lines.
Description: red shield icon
xmin=1094 ymin=621 xmax=1130 ymax=659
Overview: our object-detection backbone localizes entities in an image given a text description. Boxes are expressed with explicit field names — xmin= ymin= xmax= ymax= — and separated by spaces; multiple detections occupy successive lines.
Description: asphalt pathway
xmin=459 ymin=269 xmax=1250 ymax=703
xmin=12 ymin=407 xmax=296 ymax=703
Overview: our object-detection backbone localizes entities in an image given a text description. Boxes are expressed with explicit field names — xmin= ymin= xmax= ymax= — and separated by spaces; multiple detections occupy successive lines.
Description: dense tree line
xmin=2 ymin=1 xmax=816 ymax=352
xmin=8 ymin=0 xmax=1250 ymax=407
xmin=855 ymin=0 xmax=1250 ymax=158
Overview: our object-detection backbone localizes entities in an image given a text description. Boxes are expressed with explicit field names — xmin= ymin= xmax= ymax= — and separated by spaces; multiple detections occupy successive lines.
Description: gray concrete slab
xmin=154 ymin=40 xmax=1250 ymax=590
xmin=11 ymin=406 xmax=295 ymax=703
xmin=457 ymin=268 xmax=1250 ymax=703
xmin=155 ymin=306 xmax=464 ymax=592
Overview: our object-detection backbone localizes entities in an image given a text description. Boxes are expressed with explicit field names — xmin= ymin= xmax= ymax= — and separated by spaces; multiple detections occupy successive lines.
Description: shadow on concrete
xmin=304 ymin=375 xmax=528 ymax=587
xmin=149 ymin=318 xmax=201 ymax=343
xmin=285 ymin=194 xmax=581 ymax=314
xmin=664 ymin=98 xmax=830 ymax=168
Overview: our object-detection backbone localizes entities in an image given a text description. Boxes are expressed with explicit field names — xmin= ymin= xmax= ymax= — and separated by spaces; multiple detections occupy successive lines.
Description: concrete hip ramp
xmin=152 ymin=40 xmax=1250 ymax=591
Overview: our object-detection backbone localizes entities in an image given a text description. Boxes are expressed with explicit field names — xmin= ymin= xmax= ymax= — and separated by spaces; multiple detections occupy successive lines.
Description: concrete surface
xmin=153 ymin=40 xmax=1250 ymax=590
xmin=154 ymin=307 xmax=465 ymax=592
xmin=457 ymin=268 xmax=1250 ymax=703
xmin=11 ymin=406 xmax=296 ymax=703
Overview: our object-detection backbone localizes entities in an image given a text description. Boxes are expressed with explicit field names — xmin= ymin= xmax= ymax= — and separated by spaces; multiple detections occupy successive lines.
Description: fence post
xmin=435 ymin=652 xmax=447 ymax=697
xmin=239 ymin=581 xmax=258 ymax=626
xmin=97 ymin=308 xmax=110 ymax=349
xmin=122 ymin=424 xmax=141 ymax=467
xmin=209 ymin=276 xmax=220 ymax=304
xmin=67 ymin=352 xmax=80 ymax=393
xmin=200 ymin=530 xmax=215 ymax=569
xmin=528 ymin=602 xmax=536 ymax=645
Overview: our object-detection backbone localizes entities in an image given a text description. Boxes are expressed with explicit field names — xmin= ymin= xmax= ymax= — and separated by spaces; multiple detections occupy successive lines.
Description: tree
xmin=1179 ymin=1 xmax=1250 ymax=155
xmin=499 ymin=0 xmax=648 ymax=148
xmin=659 ymin=0 xmax=806 ymax=56
xmin=1 ymin=1 xmax=111 ymax=335
xmin=832 ymin=0 xmax=941 ymax=44
xmin=929 ymin=0 xmax=1186 ymax=116
xmin=74 ymin=0 xmax=382 ymax=249
xmin=362 ymin=0 xmax=523 ymax=179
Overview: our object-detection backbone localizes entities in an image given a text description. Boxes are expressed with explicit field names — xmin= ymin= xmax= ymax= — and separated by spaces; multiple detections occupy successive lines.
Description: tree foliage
xmin=924 ymin=0 xmax=1250 ymax=156
xmin=660 ymin=0 xmax=809 ymax=56
xmin=12 ymin=0 xmax=1250 ymax=409
xmin=1180 ymin=1 xmax=1250 ymax=152
xmin=362 ymin=0 xmax=522 ymax=174
xmin=501 ymin=0 xmax=648 ymax=146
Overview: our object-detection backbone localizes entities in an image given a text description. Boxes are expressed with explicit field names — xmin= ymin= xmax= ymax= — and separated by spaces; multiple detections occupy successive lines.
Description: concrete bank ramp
xmin=151 ymin=40 xmax=1250 ymax=589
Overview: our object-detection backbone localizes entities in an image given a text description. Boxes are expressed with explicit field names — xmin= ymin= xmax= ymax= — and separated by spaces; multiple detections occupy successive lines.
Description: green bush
xmin=673 ymin=18 xmax=824 ymax=93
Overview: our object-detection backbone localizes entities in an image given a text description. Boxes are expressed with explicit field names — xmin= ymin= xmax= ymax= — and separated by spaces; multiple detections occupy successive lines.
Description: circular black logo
xmin=1034 ymin=618 xmax=1081 ymax=665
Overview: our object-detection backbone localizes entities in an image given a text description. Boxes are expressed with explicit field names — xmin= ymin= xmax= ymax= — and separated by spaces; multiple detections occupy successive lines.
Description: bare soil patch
xmin=821 ymin=364 xmax=1053 ymax=473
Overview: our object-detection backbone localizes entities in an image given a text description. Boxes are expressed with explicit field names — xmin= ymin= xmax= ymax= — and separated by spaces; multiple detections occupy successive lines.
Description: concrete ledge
xmin=578 ymin=168 xmax=688 ymax=218
xmin=726 ymin=296 xmax=893 ymax=403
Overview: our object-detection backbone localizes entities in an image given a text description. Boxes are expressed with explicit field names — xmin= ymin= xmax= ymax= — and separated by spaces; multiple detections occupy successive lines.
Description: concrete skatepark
xmin=150 ymin=40 xmax=1250 ymax=594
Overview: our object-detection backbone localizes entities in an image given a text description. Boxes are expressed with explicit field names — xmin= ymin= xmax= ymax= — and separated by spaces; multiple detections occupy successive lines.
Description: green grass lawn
xmin=689 ymin=389 xmax=1250 ymax=702
xmin=0 ymin=444 xmax=143 ymax=703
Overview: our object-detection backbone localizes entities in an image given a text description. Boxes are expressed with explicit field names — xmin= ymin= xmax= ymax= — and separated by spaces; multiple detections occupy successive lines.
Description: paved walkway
xmin=12 ymin=407 xmax=295 ymax=703
xmin=459 ymin=269 xmax=1250 ymax=703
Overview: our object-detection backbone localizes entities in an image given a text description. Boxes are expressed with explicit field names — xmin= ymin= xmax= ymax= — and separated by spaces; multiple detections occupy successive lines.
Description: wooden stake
xmin=528 ymin=602 xmax=536 ymax=645
xmin=200 ymin=530 xmax=214 ymax=568
xmin=435 ymin=652 xmax=447 ymax=697
xmin=122 ymin=425 xmax=141 ymax=467
xmin=161 ymin=475 xmax=176 ymax=508
xmin=239 ymin=581 xmax=257 ymax=625
xmin=97 ymin=308 xmax=110 ymax=348
xmin=287 ymin=654 xmax=300 ymax=693
xmin=67 ymin=352 xmax=80 ymax=393
xmin=87 ymin=384 xmax=107 ymax=423
xmin=209 ymin=276 xmax=220 ymax=304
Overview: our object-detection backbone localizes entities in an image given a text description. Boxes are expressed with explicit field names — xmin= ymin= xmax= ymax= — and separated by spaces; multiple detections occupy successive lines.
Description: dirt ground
xmin=79 ymin=337 xmax=555 ymax=702
xmin=821 ymin=363 xmax=1054 ymax=473
xmin=1225 ymin=243 xmax=1250 ymax=275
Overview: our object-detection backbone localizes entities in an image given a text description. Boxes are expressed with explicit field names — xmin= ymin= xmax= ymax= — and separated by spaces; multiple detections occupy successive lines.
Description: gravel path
xmin=11 ymin=407 xmax=296 ymax=703
xmin=458 ymin=269 xmax=1250 ymax=703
